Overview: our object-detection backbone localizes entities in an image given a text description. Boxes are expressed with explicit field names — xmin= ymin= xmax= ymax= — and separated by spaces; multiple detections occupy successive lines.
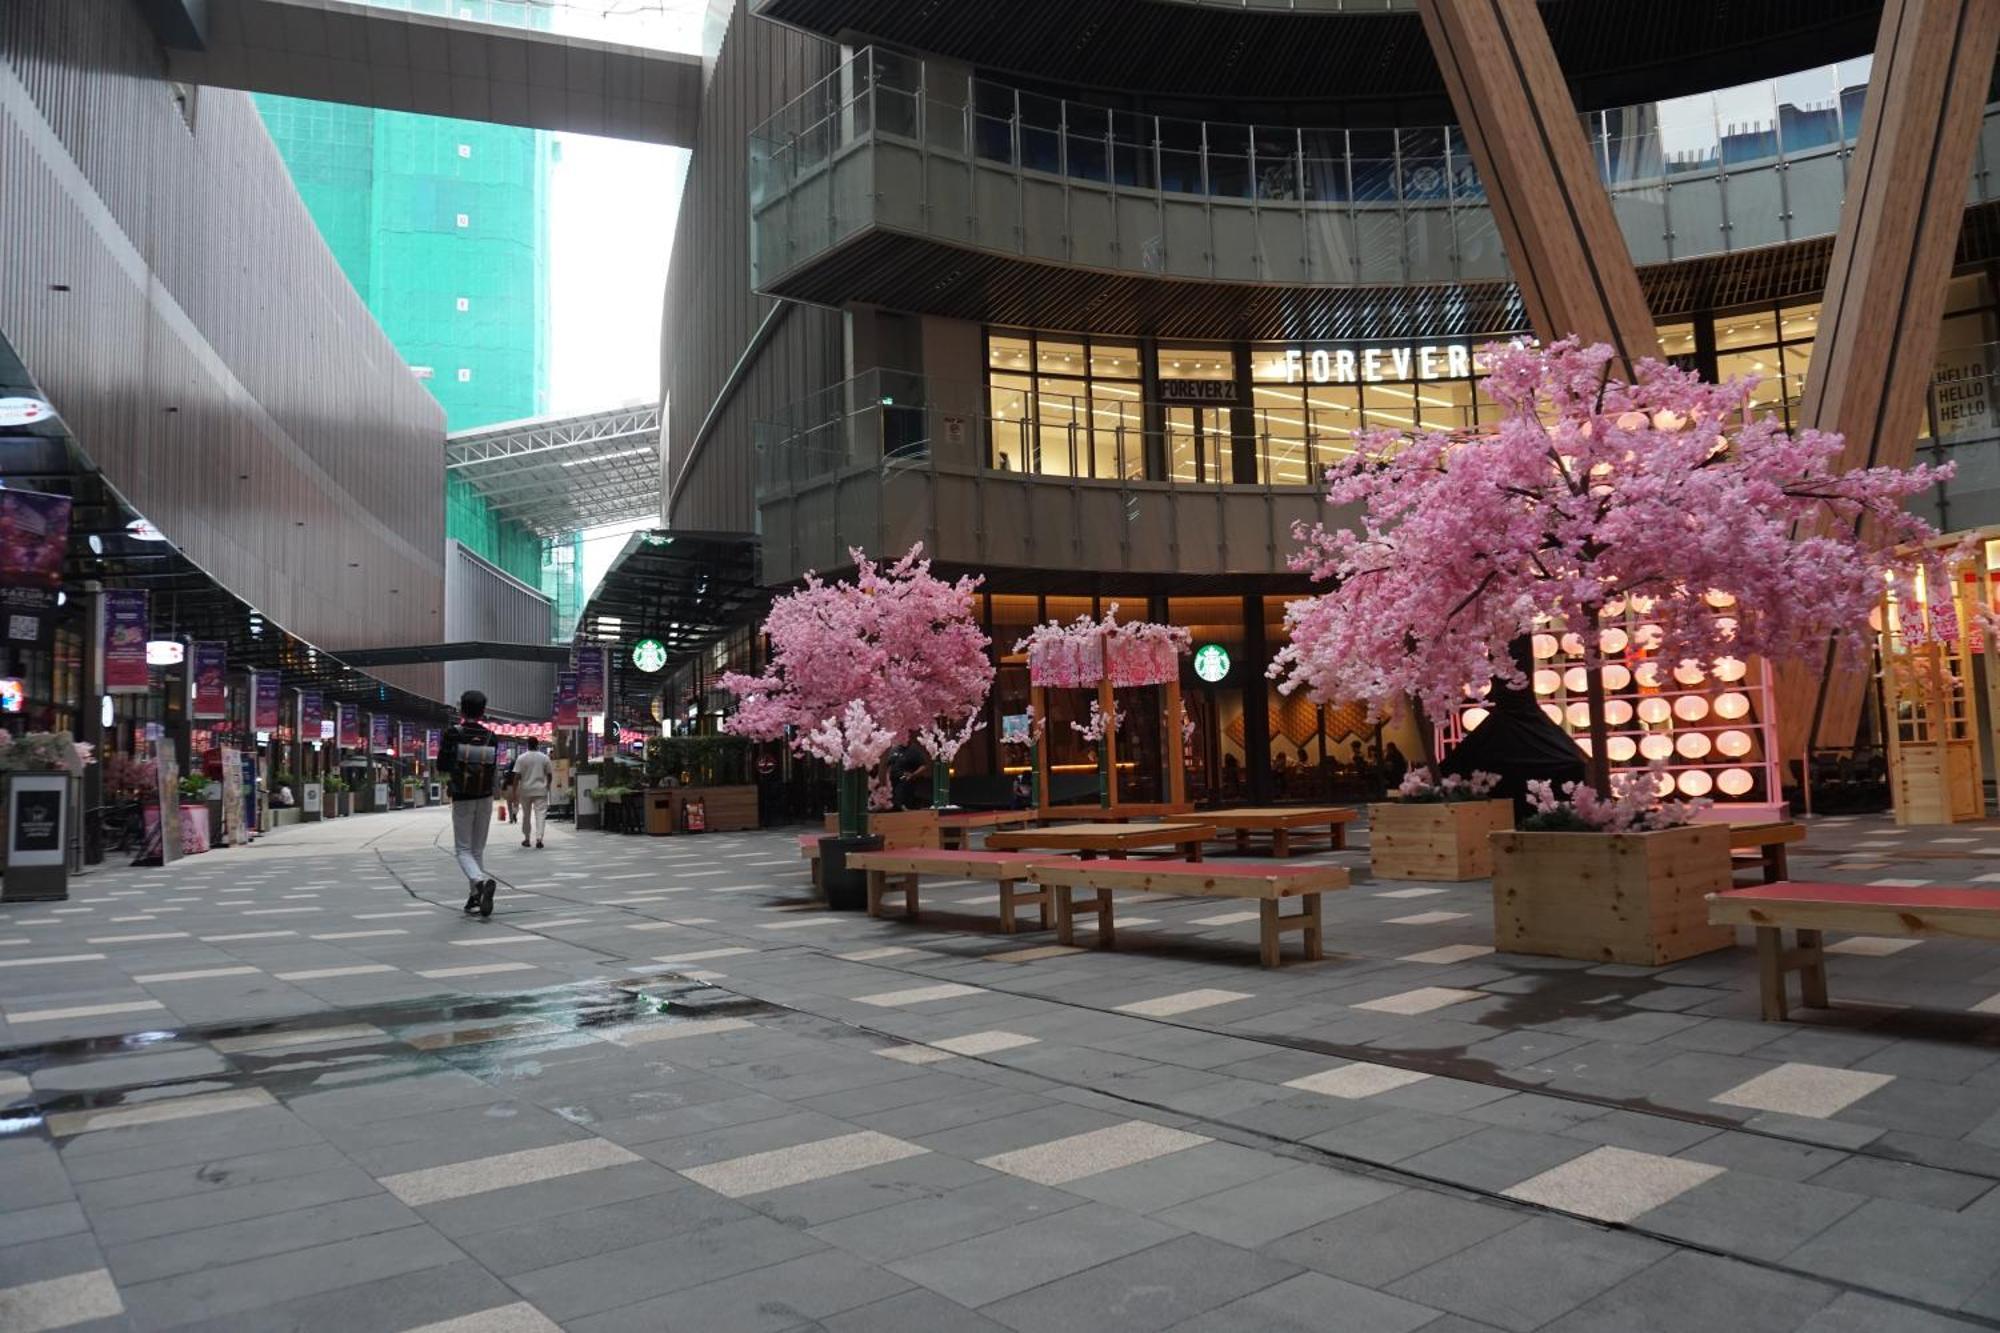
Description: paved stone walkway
xmin=1 ymin=807 xmax=1998 ymax=1330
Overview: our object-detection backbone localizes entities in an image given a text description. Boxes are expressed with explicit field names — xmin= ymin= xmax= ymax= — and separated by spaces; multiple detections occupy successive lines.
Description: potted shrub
xmin=323 ymin=774 xmax=350 ymax=817
xmin=1370 ymin=767 xmax=1512 ymax=881
xmin=1492 ymin=770 xmax=1731 ymax=965
xmin=721 ymin=544 xmax=993 ymax=909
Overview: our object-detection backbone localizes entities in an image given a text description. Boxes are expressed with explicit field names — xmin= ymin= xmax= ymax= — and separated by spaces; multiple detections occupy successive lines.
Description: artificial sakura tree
xmin=721 ymin=543 xmax=993 ymax=836
xmin=1015 ymin=606 xmax=1190 ymax=812
xmin=1271 ymin=337 xmax=1949 ymax=799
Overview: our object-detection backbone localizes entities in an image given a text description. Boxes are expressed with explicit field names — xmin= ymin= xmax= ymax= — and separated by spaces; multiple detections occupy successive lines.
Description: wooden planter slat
xmin=1370 ymin=800 xmax=1513 ymax=881
xmin=1492 ymin=824 xmax=1735 ymax=965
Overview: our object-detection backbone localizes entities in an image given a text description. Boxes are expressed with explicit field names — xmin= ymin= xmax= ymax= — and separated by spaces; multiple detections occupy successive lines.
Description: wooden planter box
xmin=1491 ymin=824 xmax=1735 ymax=966
xmin=1370 ymin=799 xmax=1512 ymax=881
xmin=671 ymin=784 xmax=759 ymax=832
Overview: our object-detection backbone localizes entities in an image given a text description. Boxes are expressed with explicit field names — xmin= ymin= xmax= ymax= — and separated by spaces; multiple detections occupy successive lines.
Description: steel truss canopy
xmin=140 ymin=0 xmax=703 ymax=146
xmin=446 ymin=403 xmax=662 ymax=537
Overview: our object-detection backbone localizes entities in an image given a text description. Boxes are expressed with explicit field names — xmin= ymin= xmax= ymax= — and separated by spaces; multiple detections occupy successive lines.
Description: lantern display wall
xmin=1440 ymin=596 xmax=1782 ymax=810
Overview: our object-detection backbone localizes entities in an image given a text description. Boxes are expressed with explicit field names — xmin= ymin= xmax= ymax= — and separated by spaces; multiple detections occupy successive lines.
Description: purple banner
xmin=337 ymin=703 xmax=360 ymax=749
xmin=192 ymin=642 xmax=228 ymax=719
xmin=554 ymin=671 xmax=580 ymax=728
xmin=397 ymin=721 xmax=414 ymax=758
xmin=300 ymin=690 xmax=324 ymax=740
xmin=253 ymin=672 xmax=282 ymax=730
xmin=0 ymin=488 xmax=71 ymax=625
xmin=426 ymin=728 xmax=440 ymax=761
xmin=103 ymin=589 xmax=149 ymax=693
xmin=575 ymin=646 xmax=606 ymax=714
xmin=369 ymin=714 xmax=390 ymax=753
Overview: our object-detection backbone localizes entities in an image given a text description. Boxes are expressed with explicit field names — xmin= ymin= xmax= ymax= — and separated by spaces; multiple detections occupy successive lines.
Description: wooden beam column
xmin=1776 ymin=0 xmax=2000 ymax=764
xmin=1416 ymin=0 xmax=1660 ymax=372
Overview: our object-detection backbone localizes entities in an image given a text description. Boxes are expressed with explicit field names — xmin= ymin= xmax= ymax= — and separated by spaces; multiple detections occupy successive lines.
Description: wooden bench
xmin=1708 ymin=881 xmax=2000 ymax=1020
xmin=937 ymin=810 xmax=1035 ymax=850
xmin=987 ymin=822 xmax=1217 ymax=861
xmin=1030 ymin=859 xmax=1350 ymax=968
xmin=1205 ymin=806 xmax=1359 ymax=857
xmin=846 ymin=848 xmax=1073 ymax=932
xmin=799 ymin=812 xmax=941 ymax=893
xmin=1725 ymin=821 xmax=1806 ymax=885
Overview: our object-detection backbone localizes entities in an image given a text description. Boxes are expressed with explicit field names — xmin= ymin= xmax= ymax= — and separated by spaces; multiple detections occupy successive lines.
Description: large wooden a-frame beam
xmin=1415 ymin=0 xmax=1660 ymax=371
xmin=1775 ymin=0 xmax=2000 ymax=765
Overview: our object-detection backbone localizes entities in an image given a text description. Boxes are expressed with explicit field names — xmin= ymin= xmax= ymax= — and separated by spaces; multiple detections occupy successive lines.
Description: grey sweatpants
xmin=452 ymin=796 xmax=492 ymax=885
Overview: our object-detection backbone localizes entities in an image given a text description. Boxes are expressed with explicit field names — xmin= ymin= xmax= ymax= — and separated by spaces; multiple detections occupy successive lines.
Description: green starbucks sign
xmin=632 ymin=638 xmax=669 ymax=673
xmin=1193 ymin=643 xmax=1231 ymax=683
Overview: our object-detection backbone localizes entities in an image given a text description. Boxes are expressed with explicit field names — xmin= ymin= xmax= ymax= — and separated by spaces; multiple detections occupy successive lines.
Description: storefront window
xmin=1932 ymin=273 xmax=2000 ymax=442
xmin=1162 ymin=343 xmax=1236 ymax=484
xmin=1713 ymin=299 xmax=1819 ymax=427
xmin=985 ymin=330 xmax=1144 ymax=479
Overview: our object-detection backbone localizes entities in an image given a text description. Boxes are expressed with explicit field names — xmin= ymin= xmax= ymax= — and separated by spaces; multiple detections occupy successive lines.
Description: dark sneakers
xmin=479 ymin=879 xmax=496 ymax=918
xmin=464 ymin=884 xmax=481 ymax=914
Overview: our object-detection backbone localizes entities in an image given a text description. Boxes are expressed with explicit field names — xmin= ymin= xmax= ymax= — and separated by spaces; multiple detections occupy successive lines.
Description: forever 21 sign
xmin=1158 ymin=379 xmax=1240 ymax=404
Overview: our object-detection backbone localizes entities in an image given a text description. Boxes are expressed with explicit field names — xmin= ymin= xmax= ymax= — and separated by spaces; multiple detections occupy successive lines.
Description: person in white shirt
xmin=507 ymin=737 xmax=554 ymax=848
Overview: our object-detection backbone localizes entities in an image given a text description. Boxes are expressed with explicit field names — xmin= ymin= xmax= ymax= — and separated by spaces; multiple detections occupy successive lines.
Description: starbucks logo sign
xmin=632 ymin=639 xmax=668 ymax=673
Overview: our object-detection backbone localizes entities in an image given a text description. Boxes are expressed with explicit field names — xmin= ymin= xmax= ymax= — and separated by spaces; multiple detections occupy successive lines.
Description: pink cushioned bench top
xmin=852 ymin=848 xmax=1074 ymax=863
xmin=1086 ymin=858 xmax=1333 ymax=878
xmin=1714 ymin=881 xmax=2000 ymax=911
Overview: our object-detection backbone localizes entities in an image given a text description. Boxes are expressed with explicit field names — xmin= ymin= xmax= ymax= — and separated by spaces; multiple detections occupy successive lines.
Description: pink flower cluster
xmin=1523 ymin=765 xmax=1706 ymax=833
xmin=1393 ymin=767 xmax=1501 ymax=803
xmin=0 ymin=730 xmax=93 ymax=775
xmin=1017 ymin=605 xmax=1191 ymax=689
xmin=720 ymin=544 xmax=994 ymax=771
xmin=1271 ymin=339 xmax=1948 ymax=731
xmin=1069 ymin=699 xmax=1126 ymax=745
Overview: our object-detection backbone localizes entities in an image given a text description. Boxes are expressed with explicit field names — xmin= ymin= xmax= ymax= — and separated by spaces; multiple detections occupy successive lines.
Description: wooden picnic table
xmin=1204 ymin=806 xmax=1358 ymax=857
xmin=1727 ymin=820 xmax=1806 ymax=884
xmin=935 ymin=809 xmax=1035 ymax=850
xmin=986 ymin=821 xmax=1217 ymax=862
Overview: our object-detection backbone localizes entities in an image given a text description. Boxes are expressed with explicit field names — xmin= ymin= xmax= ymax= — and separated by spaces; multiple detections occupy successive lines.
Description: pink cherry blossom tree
xmin=1271 ymin=338 xmax=1949 ymax=794
xmin=720 ymin=543 xmax=993 ymax=833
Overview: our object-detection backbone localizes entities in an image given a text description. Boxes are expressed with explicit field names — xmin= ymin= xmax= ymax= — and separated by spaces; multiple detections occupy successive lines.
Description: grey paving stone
xmin=1674 ymin=1130 xmax=1851 ymax=1183
xmin=818 ymin=1287 xmax=1012 ymax=1333
xmin=570 ymin=1249 xmax=913 ymax=1333
xmin=1460 ymin=1093 xmax=1611 ymax=1134
xmin=1637 ymin=1171 xmax=1866 ymax=1262
xmin=747 ymin=1148 xmax=994 ymax=1228
xmin=1784 ymin=1198 xmax=2000 ymax=1308
xmin=1796 ymin=1292 xmax=1995 ymax=1333
xmin=982 ymin=1233 xmax=1299 ymax=1333
xmin=181 ymin=1259 xmax=527 ymax=1333
xmin=448 ymin=1180 xmax=757 ymax=1274
xmin=413 ymin=1159 xmax=690 ymax=1239
xmin=508 ymin=1214 xmax=827 ymax=1320
xmin=885 ymin=1201 xmax=1183 ymax=1308
xmin=807 ymin=1173 xmax=1083 ymax=1264
xmin=1261 ymin=1189 xmax=1524 ymax=1287
xmin=1056 ymin=1140 xmax=1294 ymax=1215
xmin=1807 ymin=1156 xmax=1996 ymax=1211
xmin=1539 ymin=1248 xmax=1837 ymax=1332
xmin=90 ymin=1164 xmax=385 ymax=1246
xmin=1304 ymin=1107 xmax=1486 ymax=1166
xmin=1166 ymin=1271 xmax=1443 ymax=1333
xmin=0 ymin=1200 xmax=88 ymax=1249
xmin=1385 ymin=1215 xmax=1671 ymax=1333
xmin=1153 ymin=1164 xmax=1402 ymax=1248
xmin=1396 ymin=1126 xmax=1597 ymax=1192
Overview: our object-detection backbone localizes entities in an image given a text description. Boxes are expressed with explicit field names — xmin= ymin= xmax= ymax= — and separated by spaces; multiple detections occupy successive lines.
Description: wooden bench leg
xmin=866 ymin=869 xmax=885 ymax=919
xmin=998 ymin=877 xmax=1018 ymax=933
xmin=811 ymin=859 xmax=823 ymax=898
xmin=1235 ymin=829 xmax=1250 ymax=853
xmin=1330 ymin=821 xmax=1347 ymax=851
xmin=1053 ymin=886 xmax=1076 ymax=946
xmin=1796 ymin=928 xmax=1829 ymax=1009
xmin=1186 ymin=840 xmax=1203 ymax=863
xmin=1755 ymin=926 xmax=1788 ymax=1021
xmin=1272 ymin=829 xmax=1290 ymax=858
xmin=1302 ymin=892 xmax=1324 ymax=961
xmin=1095 ymin=889 xmax=1115 ymax=948
xmin=1259 ymin=900 xmax=1282 ymax=968
xmin=1763 ymin=844 xmax=1789 ymax=883
xmin=903 ymin=873 xmax=919 ymax=919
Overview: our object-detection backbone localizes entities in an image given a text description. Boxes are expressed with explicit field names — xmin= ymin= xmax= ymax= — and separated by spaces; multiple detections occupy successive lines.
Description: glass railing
xmin=1153 ymin=0 xmax=1419 ymax=9
xmin=751 ymin=48 xmax=1876 ymax=219
xmin=340 ymin=0 xmax=703 ymax=53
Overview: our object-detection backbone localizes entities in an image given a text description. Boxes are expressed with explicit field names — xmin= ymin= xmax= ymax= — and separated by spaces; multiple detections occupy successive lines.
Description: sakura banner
xmin=426 ymin=729 xmax=440 ymax=760
xmin=253 ymin=672 xmax=282 ymax=730
xmin=337 ymin=703 xmax=360 ymax=748
xmin=102 ymin=589 xmax=150 ymax=693
xmin=0 ymin=488 xmax=71 ymax=635
xmin=1019 ymin=608 xmax=1189 ymax=689
xmin=575 ymin=646 xmax=606 ymax=714
xmin=369 ymin=714 xmax=390 ymax=753
xmin=191 ymin=642 xmax=228 ymax=719
xmin=553 ymin=671 xmax=579 ymax=728
xmin=299 ymin=690 xmax=324 ymax=740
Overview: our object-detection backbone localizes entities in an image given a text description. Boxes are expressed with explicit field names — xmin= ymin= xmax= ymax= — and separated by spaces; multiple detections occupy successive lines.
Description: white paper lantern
xmin=1717 ymin=768 xmax=1755 ymax=796
xmin=1633 ymin=623 xmax=1664 ymax=650
xmin=1542 ymin=703 xmax=1565 ymax=724
xmin=1461 ymin=708 xmax=1489 ymax=732
xmin=1599 ymin=627 xmax=1629 ymax=654
xmin=1603 ymin=597 xmax=1627 ymax=617
xmin=1634 ymin=662 xmax=1663 ymax=689
xmin=1677 ymin=769 xmax=1715 ymax=797
xmin=1655 ymin=771 xmax=1677 ymax=796
xmin=1575 ymin=736 xmax=1594 ymax=755
xmin=1607 ymin=736 xmax=1637 ymax=762
xmin=1560 ymin=632 xmax=1586 ymax=657
xmin=1603 ymin=664 xmax=1633 ymax=690
xmin=1566 ymin=701 xmax=1592 ymax=728
xmin=1713 ymin=656 xmax=1747 ymax=682
xmin=1704 ymin=589 xmax=1737 ymax=609
xmin=1673 ymin=661 xmax=1706 ymax=686
xmin=1629 ymin=595 xmax=1656 ymax=614
xmin=1639 ymin=733 xmax=1675 ymax=761
xmin=1563 ymin=667 xmax=1589 ymax=693
xmin=1673 ymin=694 xmax=1711 ymax=722
xmin=1716 ymin=729 xmax=1754 ymax=758
xmin=1532 ymin=633 xmax=1559 ymax=661
xmin=1714 ymin=691 xmax=1751 ymax=720
xmin=1605 ymin=699 xmax=1634 ymax=726
xmin=1534 ymin=669 xmax=1561 ymax=695
xmin=1637 ymin=697 xmax=1672 ymax=725
xmin=1675 ymin=731 xmax=1712 ymax=759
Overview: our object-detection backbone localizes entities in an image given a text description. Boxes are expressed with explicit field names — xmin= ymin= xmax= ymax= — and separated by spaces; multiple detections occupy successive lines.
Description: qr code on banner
xmin=7 ymin=614 xmax=37 ymax=642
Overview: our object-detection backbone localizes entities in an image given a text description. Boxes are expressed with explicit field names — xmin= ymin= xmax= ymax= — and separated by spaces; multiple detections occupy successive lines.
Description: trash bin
xmin=645 ymin=788 xmax=675 ymax=836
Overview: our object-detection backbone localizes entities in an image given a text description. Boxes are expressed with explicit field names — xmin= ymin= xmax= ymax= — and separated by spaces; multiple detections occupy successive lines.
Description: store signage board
xmin=1159 ymin=379 xmax=1240 ymax=404
xmin=146 ymin=639 xmax=184 ymax=666
xmin=5 ymin=771 xmax=69 ymax=898
xmin=632 ymin=638 xmax=668 ymax=673
xmin=1193 ymin=643 xmax=1231 ymax=683
xmin=0 ymin=397 xmax=54 ymax=427
xmin=1273 ymin=344 xmax=1475 ymax=385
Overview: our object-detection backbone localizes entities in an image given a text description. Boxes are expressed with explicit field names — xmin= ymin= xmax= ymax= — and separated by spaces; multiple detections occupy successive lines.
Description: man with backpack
xmin=438 ymin=689 xmax=501 ymax=918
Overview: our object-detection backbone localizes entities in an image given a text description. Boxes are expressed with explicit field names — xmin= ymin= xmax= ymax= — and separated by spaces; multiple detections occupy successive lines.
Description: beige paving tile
xmin=984 ymin=945 xmax=1085 ymax=963
xmin=1397 ymin=945 xmax=1495 ymax=965
xmin=275 ymin=965 xmax=399 ymax=982
xmin=854 ymin=983 xmax=986 ymax=1007
xmin=1374 ymin=888 xmax=1450 ymax=899
xmin=131 ymin=966 xmax=262 ymax=983
xmin=841 ymin=946 xmax=921 ymax=961
xmin=212 ymin=1023 xmax=387 ymax=1054
xmin=84 ymin=932 xmax=189 ymax=943
xmin=1284 ymin=1063 xmax=1431 ymax=1099
xmin=398 ymin=1302 xmax=564 ymax=1333
xmin=6 ymin=1000 xmax=164 ymax=1024
xmin=199 ymin=930 xmax=298 ymax=942
xmin=46 ymin=1087 xmax=274 ymax=1137
xmin=1189 ymin=911 xmax=1261 ymax=927
xmin=311 ymin=929 xmax=409 ymax=941
xmin=931 ymin=1031 xmax=1039 ymax=1056
xmin=1823 ymin=936 xmax=1921 ymax=957
xmin=1384 ymin=911 xmax=1469 ymax=926
xmin=1711 ymin=1062 xmax=1895 ymax=1119
xmin=651 ymin=948 xmax=755 ymax=964
xmin=0 ymin=1072 xmax=29 ymax=1101
xmin=0 ymin=1268 xmax=124 ymax=1332
xmin=1974 ymin=992 xmax=2000 ymax=1015
xmin=979 ymin=1120 xmax=1210 ymax=1186
xmin=876 ymin=1045 xmax=955 ymax=1065
xmin=1115 ymin=989 xmax=1253 ymax=1018
xmin=1503 ymin=1145 xmax=1723 ymax=1223
xmin=0 ymin=953 xmax=107 ymax=969
xmin=681 ymin=1130 xmax=927 ymax=1198
xmin=1353 ymin=987 xmax=1482 ymax=1015
xmin=382 ymin=1138 xmax=640 ymax=1206
xmin=417 ymin=963 xmax=540 ymax=979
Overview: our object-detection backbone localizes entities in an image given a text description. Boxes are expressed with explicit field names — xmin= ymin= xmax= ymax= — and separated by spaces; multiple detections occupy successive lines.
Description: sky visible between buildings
xmin=253 ymin=0 xmax=695 ymax=630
